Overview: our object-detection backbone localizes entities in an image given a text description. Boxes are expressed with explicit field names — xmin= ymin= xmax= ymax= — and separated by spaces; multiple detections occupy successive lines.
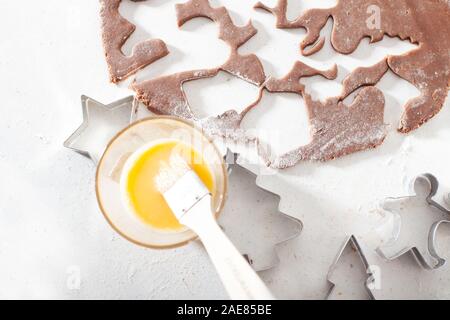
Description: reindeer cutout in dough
xmin=256 ymin=0 xmax=450 ymax=133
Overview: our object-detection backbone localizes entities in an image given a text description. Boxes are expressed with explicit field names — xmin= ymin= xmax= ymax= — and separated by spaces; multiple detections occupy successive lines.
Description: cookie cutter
xmin=64 ymin=95 xmax=137 ymax=163
xmin=65 ymin=96 xmax=302 ymax=271
xmin=327 ymin=235 xmax=379 ymax=300
xmin=377 ymin=173 xmax=450 ymax=269
xmin=220 ymin=151 xmax=303 ymax=271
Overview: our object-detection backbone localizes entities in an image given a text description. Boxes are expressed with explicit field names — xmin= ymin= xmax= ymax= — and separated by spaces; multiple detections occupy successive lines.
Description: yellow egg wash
xmin=123 ymin=140 xmax=215 ymax=231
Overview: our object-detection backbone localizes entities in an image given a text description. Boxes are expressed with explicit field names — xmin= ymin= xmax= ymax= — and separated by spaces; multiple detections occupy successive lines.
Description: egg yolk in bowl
xmin=121 ymin=139 xmax=215 ymax=232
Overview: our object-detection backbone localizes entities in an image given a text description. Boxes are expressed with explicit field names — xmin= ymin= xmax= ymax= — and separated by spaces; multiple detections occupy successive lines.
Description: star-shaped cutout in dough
xmin=378 ymin=174 xmax=450 ymax=269
xmin=64 ymin=95 xmax=137 ymax=163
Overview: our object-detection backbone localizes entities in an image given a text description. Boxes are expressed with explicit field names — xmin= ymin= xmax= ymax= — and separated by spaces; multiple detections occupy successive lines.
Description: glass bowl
xmin=96 ymin=116 xmax=228 ymax=249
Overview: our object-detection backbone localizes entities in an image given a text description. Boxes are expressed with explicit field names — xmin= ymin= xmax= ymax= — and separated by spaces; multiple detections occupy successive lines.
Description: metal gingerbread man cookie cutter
xmin=377 ymin=173 xmax=450 ymax=269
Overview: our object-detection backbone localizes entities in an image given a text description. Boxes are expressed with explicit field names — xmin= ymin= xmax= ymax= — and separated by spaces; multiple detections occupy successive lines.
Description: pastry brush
xmin=155 ymin=153 xmax=274 ymax=300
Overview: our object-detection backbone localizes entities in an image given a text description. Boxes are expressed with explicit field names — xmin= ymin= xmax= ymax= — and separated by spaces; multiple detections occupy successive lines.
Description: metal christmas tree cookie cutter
xmin=327 ymin=235 xmax=379 ymax=300
xmin=221 ymin=151 xmax=302 ymax=271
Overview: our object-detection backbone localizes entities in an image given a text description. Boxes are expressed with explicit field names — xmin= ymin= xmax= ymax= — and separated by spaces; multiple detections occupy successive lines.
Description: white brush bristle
xmin=155 ymin=153 xmax=191 ymax=193
xmin=155 ymin=152 xmax=210 ymax=219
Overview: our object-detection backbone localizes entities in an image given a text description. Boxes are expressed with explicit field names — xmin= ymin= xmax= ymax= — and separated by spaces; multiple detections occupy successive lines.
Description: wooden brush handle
xmin=179 ymin=195 xmax=275 ymax=300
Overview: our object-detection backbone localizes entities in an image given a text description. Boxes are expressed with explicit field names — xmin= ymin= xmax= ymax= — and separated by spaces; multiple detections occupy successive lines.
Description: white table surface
xmin=0 ymin=0 xmax=449 ymax=299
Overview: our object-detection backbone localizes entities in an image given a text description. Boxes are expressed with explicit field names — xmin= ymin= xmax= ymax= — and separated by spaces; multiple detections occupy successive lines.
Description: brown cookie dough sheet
xmin=99 ymin=0 xmax=449 ymax=169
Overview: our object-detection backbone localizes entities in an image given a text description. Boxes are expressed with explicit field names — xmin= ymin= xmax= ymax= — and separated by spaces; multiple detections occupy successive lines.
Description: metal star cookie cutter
xmin=220 ymin=151 xmax=303 ymax=271
xmin=327 ymin=235 xmax=380 ymax=300
xmin=377 ymin=173 xmax=450 ymax=270
xmin=64 ymin=95 xmax=137 ymax=163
